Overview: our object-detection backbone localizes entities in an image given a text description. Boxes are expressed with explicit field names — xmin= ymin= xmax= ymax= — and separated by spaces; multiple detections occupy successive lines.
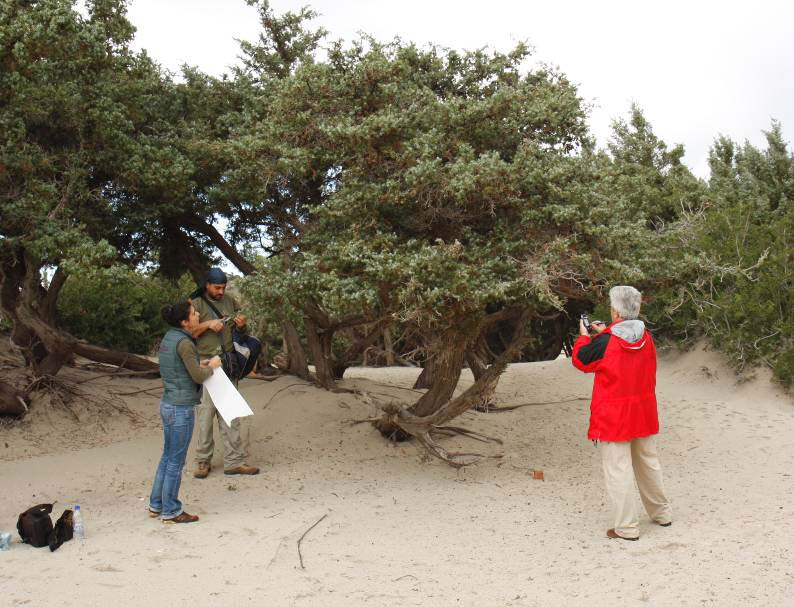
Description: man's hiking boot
xmin=194 ymin=462 xmax=211 ymax=479
xmin=162 ymin=512 xmax=199 ymax=524
xmin=224 ymin=464 xmax=259 ymax=475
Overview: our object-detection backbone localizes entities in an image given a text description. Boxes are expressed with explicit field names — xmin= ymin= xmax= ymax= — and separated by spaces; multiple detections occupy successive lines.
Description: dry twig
xmin=263 ymin=381 xmax=311 ymax=409
xmin=297 ymin=513 xmax=328 ymax=570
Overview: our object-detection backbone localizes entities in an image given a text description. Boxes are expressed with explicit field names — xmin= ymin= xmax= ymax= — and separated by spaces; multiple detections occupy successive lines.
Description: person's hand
xmin=208 ymin=319 xmax=224 ymax=333
xmin=592 ymin=321 xmax=607 ymax=334
xmin=208 ymin=356 xmax=222 ymax=369
xmin=200 ymin=359 xmax=210 ymax=368
xmin=579 ymin=318 xmax=589 ymax=337
xmin=233 ymin=314 xmax=247 ymax=329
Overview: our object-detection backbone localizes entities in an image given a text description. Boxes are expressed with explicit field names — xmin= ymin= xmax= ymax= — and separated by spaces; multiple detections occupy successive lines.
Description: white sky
xmin=125 ymin=0 xmax=794 ymax=178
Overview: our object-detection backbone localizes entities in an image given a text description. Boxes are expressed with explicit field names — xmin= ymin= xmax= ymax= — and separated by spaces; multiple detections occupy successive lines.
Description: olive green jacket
xmin=191 ymin=295 xmax=248 ymax=357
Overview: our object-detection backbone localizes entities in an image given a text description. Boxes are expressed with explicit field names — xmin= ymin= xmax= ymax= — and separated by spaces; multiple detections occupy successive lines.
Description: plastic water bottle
xmin=0 ymin=530 xmax=11 ymax=551
xmin=73 ymin=504 xmax=85 ymax=540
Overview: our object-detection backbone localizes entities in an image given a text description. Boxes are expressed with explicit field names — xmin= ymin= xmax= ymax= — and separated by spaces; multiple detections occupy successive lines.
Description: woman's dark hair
xmin=161 ymin=301 xmax=193 ymax=328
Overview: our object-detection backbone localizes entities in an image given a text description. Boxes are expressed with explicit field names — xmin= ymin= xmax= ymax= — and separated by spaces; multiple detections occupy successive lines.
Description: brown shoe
xmin=224 ymin=464 xmax=259 ymax=475
xmin=162 ymin=512 xmax=199 ymax=524
xmin=607 ymin=528 xmax=639 ymax=541
xmin=147 ymin=508 xmax=160 ymax=518
xmin=657 ymin=521 xmax=672 ymax=527
xmin=194 ymin=461 xmax=211 ymax=479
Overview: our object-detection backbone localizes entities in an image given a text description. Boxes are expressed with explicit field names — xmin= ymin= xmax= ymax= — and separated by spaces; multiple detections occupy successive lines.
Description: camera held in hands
xmin=581 ymin=313 xmax=605 ymax=333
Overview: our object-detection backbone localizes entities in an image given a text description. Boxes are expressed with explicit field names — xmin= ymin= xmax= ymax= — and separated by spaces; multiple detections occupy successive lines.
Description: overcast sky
xmin=125 ymin=0 xmax=794 ymax=178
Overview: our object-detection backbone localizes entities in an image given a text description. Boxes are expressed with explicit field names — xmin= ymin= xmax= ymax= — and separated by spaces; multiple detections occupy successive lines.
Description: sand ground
xmin=1 ymin=345 xmax=793 ymax=606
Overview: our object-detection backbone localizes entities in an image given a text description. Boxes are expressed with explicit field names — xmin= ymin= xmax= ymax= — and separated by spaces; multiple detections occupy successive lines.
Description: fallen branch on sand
xmin=263 ymin=381 xmax=312 ymax=409
xmin=298 ymin=513 xmax=328 ymax=570
xmin=110 ymin=386 xmax=163 ymax=396
xmin=76 ymin=369 xmax=160 ymax=384
xmin=477 ymin=397 xmax=589 ymax=412
xmin=244 ymin=374 xmax=281 ymax=382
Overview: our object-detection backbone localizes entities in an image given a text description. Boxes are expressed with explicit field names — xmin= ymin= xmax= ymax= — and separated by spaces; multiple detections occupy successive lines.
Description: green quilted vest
xmin=159 ymin=328 xmax=202 ymax=405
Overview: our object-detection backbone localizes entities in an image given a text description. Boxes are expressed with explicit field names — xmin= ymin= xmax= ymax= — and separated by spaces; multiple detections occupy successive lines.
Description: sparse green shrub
xmin=695 ymin=125 xmax=793 ymax=386
xmin=58 ymin=268 xmax=194 ymax=354
xmin=650 ymin=124 xmax=793 ymax=387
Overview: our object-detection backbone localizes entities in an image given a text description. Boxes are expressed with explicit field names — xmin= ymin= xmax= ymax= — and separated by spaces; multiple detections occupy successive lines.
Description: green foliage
xmin=2 ymin=0 xmax=788 ymax=392
xmin=597 ymin=106 xmax=709 ymax=338
xmin=0 ymin=0 xmax=158 ymax=261
xmin=57 ymin=268 xmax=193 ymax=354
xmin=643 ymin=123 xmax=793 ymax=387
xmin=238 ymin=36 xmax=655 ymax=344
xmin=696 ymin=125 xmax=793 ymax=385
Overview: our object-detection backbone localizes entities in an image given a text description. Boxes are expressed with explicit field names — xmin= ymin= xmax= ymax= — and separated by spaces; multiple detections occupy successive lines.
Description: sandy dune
xmin=1 ymin=345 xmax=792 ymax=606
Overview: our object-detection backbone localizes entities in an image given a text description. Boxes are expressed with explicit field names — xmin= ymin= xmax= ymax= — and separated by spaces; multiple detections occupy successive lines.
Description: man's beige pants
xmin=601 ymin=435 xmax=672 ymax=538
xmin=194 ymin=385 xmax=246 ymax=470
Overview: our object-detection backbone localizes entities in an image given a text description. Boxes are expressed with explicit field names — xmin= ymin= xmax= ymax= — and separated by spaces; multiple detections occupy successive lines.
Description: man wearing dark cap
xmin=191 ymin=268 xmax=259 ymax=478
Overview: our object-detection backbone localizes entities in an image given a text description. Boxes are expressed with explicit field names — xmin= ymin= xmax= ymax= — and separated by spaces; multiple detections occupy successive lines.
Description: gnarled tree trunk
xmin=375 ymin=309 xmax=533 ymax=465
xmin=280 ymin=317 xmax=311 ymax=381
xmin=1 ymin=252 xmax=159 ymax=379
xmin=377 ymin=329 xmax=468 ymax=438
xmin=410 ymin=331 xmax=468 ymax=417
xmin=304 ymin=315 xmax=336 ymax=390
xmin=412 ymin=359 xmax=434 ymax=389
xmin=465 ymin=346 xmax=498 ymax=411
xmin=0 ymin=379 xmax=29 ymax=417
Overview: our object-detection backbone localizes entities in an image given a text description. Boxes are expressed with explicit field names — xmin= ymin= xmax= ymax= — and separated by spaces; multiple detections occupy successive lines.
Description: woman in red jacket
xmin=573 ymin=286 xmax=673 ymax=540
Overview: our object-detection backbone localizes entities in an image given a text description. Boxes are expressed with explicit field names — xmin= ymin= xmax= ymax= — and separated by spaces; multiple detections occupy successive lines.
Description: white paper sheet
xmin=202 ymin=367 xmax=254 ymax=426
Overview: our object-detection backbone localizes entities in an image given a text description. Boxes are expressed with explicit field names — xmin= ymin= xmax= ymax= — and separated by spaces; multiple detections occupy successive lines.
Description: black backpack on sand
xmin=49 ymin=509 xmax=74 ymax=551
xmin=17 ymin=504 xmax=74 ymax=552
xmin=17 ymin=503 xmax=54 ymax=548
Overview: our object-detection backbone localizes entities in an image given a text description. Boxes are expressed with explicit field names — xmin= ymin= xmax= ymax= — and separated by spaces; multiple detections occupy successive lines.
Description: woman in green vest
xmin=149 ymin=301 xmax=220 ymax=524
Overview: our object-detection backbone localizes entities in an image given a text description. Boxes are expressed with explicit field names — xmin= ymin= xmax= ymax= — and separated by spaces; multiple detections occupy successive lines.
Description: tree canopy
xmin=0 ymin=1 xmax=790 ymax=439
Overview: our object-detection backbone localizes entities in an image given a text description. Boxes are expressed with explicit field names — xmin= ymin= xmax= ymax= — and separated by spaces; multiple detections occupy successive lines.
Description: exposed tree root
xmin=371 ymin=309 xmax=535 ymax=465
xmin=0 ymin=378 xmax=29 ymax=417
xmin=24 ymin=374 xmax=146 ymax=426
xmin=415 ymin=432 xmax=503 ymax=468
xmin=477 ymin=397 xmax=589 ymax=412
xmin=431 ymin=425 xmax=503 ymax=445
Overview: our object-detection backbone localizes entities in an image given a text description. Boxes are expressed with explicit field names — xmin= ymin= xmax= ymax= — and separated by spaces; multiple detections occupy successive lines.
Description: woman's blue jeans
xmin=149 ymin=401 xmax=195 ymax=519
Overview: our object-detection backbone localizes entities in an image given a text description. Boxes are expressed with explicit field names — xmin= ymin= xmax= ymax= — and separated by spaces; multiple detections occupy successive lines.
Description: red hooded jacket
xmin=572 ymin=321 xmax=659 ymax=442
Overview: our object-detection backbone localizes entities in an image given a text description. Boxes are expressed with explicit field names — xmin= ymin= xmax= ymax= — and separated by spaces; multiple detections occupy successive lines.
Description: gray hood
xmin=611 ymin=320 xmax=645 ymax=343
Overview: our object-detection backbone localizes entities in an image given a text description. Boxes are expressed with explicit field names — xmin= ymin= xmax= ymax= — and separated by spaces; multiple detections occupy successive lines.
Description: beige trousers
xmin=600 ymin=435 xmax=672 ymax=538
xmin=194 ymin=384 xmax=246 ymax=469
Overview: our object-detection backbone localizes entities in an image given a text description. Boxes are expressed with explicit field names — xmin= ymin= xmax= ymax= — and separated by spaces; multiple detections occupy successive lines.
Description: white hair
xmin=609 ymin=285 xmax=642 ymax=320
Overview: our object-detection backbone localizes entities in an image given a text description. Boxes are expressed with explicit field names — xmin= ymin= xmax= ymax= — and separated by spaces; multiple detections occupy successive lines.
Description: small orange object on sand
xmin=530 ymin=469 xmax=544 ymax=480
